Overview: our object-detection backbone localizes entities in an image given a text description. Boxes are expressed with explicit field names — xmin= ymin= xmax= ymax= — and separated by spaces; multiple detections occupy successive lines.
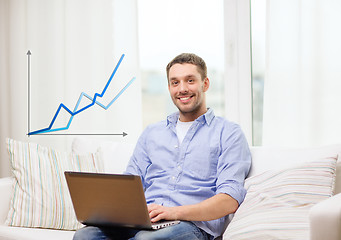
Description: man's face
xmin=168 ymin=63 xmax=209 ymax=121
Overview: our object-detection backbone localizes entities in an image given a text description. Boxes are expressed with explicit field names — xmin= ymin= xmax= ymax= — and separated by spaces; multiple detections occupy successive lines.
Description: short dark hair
xmin=166 ymin=53 xmax=207 ymax=81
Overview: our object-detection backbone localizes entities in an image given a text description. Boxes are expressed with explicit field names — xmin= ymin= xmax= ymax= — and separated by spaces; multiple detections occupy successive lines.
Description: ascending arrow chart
xmin=28 ymin=53 xmax=135 ymax=136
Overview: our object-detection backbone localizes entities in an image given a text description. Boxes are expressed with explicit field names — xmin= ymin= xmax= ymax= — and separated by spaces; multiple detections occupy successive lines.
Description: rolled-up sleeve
xmin=215 ymin=124 xmax=252 ymax=205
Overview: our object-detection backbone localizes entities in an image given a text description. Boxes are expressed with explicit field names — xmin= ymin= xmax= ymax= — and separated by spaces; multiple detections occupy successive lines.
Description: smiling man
xmin=73 ymin=53 xmax=251 ymax=240
xmin=167 ymin=61 xmax=209 ymax=122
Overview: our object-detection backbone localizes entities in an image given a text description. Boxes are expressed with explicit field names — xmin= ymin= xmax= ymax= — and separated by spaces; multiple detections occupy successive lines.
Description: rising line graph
xmin=28 ymin=53 xmax=136 ymax=136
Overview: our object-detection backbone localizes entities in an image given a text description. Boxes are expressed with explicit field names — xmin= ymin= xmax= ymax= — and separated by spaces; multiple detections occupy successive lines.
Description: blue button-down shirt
xmin=125 ymin=109 xmax=251 ymax=238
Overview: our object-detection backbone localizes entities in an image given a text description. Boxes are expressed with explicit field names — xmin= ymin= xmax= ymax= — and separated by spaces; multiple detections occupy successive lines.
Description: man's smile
xmin=178 ymin=95 xmax=193 ymax=103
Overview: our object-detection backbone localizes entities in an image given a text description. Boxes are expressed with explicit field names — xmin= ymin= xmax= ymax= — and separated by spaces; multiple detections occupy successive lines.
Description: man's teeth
xmin=180 ymin=97 xmax=190 ymax=100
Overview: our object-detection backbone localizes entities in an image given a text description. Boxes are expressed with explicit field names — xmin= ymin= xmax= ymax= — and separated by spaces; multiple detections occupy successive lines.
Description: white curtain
xmin=0 ymin=0 xmax=141 ymax=177
xmin=262 ymin=0 xmax=341 ymax=147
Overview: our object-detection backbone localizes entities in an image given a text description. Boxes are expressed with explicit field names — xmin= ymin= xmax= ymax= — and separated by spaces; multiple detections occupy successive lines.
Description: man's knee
xmin=73 ymin=226 xmax=103 ymax=240
xmin=133 ymin=226 xmax=176 ymax=240
xmin=133 ymin=222 xmax=206 ymax=240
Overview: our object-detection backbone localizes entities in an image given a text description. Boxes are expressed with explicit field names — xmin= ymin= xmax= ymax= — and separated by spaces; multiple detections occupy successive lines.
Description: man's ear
xmin=203 ymin=77 xmax=210 ymax=92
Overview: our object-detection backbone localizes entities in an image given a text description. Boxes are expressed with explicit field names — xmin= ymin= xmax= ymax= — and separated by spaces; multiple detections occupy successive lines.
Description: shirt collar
xmin=167 ymin=108 xmax=215 ymax=126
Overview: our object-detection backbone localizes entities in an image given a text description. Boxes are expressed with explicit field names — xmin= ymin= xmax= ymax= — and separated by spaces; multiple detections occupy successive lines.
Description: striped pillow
xmin=224 ymin=157 xmax=337 ymax=240
xmin=6 ymin=138 xmax=103 ymax=230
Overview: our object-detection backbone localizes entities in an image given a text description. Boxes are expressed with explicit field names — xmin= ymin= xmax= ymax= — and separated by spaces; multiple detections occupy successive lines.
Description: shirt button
xmin=174 ymin=145 xmax=178 ymax=148
xmin=172 ymin=176 xmax=176 ymax=180
xmin=177 ymin=166 xmax=181 ymax=170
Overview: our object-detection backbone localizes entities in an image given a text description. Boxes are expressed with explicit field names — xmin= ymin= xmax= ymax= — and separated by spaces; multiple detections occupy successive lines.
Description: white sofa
xmin=0 ymin=139 xmax=340 ymax=240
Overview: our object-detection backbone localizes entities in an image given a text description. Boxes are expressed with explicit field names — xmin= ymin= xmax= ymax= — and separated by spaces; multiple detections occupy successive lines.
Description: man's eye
xmin=172 ymin=81 xmax=179 ymax=85
xmin=188 ymin=79 xmax=194 ymax=83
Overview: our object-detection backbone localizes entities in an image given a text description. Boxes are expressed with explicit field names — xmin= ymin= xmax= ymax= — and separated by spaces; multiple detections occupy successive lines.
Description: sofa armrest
xmin=0 ymin=177 xmax=13 ymax=225
xmin=309 ymin=193 xmax=341 ymax=240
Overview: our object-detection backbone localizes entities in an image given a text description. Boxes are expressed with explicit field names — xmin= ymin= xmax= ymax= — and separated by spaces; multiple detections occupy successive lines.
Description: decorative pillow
xmin=224 ymin=157 xmax=337 ymax=240
xmin=6 ymin=138 xmax=103 ymax=230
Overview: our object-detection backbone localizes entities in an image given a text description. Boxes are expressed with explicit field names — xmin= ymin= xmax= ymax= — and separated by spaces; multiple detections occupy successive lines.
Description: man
xmin=73 ymin=53 xmax=251 ymax=240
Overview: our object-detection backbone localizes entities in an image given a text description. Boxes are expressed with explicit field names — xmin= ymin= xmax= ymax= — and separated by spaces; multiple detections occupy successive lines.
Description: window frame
xmin=224 ymin=0 xmax=253 ymax=144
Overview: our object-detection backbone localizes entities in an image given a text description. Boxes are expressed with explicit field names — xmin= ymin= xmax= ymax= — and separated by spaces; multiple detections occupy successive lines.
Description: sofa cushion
xmin=0 ymin=225 xmax=74 ymax=240
xmin=249 ymin=145 xmax=341 ymax=194
xmin=6 ymin=138 xmax=103 ymax=230
xmin=224 ymin=157 xmax=337 ymax=240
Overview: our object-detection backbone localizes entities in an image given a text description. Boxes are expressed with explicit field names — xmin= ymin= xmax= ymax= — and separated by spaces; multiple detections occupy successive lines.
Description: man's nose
xmin=179 ymin=81 xmax=188 ymax=93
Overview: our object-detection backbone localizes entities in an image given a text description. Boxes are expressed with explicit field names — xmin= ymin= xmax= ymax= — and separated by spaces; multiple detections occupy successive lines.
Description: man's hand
xmin=147 ymin=193 xmax=239 ymax=223
xmin=148 ymin=203 xmax=179 ymax=223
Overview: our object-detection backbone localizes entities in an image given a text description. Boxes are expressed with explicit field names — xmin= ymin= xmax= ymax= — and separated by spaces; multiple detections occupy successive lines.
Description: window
xmin=250 ymin=0 xmax=341 ymax=147
xmin=138 ymin=0 xmax=225 ymax=127
xmin=251 ymin=0 xmax=266 ymax=146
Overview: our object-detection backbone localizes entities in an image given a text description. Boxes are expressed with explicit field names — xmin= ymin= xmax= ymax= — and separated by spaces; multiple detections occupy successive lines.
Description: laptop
xmin=64 ymin=171 xmax=180 ymax=230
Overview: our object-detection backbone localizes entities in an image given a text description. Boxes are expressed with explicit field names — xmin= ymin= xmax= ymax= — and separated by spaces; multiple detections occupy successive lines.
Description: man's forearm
xmin=176 ymin=193 xmax=239 ymax=221
xmin=148 ymin=193 xmax=239 ymax=222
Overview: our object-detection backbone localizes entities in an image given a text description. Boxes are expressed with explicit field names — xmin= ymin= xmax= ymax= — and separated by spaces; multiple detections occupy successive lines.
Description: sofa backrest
xmin=72 ymin=137 xmax=135 ymax=174
xmin=72 ymin=138 xmax=341 ymax=195
xmin=249 ymin=145 xmax=341 ymax=194
xmin=0 ymin=177 xmax=13 ymax=225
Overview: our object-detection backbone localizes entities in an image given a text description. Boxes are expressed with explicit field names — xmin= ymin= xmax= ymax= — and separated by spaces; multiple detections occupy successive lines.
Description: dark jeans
xmin=73 ymin=221 xmax=210 ymax=240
